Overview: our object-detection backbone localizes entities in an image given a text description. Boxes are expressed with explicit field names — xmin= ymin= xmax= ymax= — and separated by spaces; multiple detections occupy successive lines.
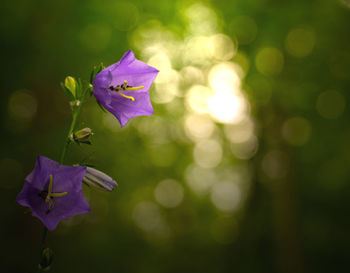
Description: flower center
xmin=38 ymin=174 xmax=68 ymax=214
xmin=109 ymin=80 xmax=144 ymax=101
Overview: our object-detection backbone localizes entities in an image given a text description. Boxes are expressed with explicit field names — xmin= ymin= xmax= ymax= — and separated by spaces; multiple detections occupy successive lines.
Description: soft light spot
xmin=211 ymin=181 xmax=241 ymax=212
xmin=185 ymin=164 xmax=217 ymax=196
xmin=231 ymin=135 xmax=258 ymax=160
xmin=180 ymin=66 xmax=205 ymax=85
xmin=229 ymin=16 xmax=258 ymax=45
xmin=154 ymin=179 xmax=184 ymax=208
xmin=316 ymin=90 xmax=346 ymax=119
xmin=193 ymin=139 xmax=223 ymax=168
xmin=255 ymin=47 xmax=284 ymax=76
xmin=208 ymin=34 xmax=236 ymax=61
xmin=282 ymin=117 xmax=312 ymax=146
xmin=184 ymin=114 xmax=215 ymax=141
xmin=261 ymin=150 xmax=289 ymax=179
xmin=285 ymin=26 xmax=316 ymax=58
xmin=233 ymin=52 xmax=250 ymax=77
xmin=148 ymin=52 xmax=172 ymax=72
xmin=153 ymin=69 xmax=179 ymax=104
xmin=184 ymin=36 xmax=212 ymax=65
xmin=339 ymin=0 xmax=350 ymax=9
xmin=224 ymin=117 xmax=254 ymax=143
xmin=208 ymin=92 xmax=246 ymax=124
xmin=184 ymin=3 xmax=218 ymax=35
xmin=186 ymin=85 xmax=212 ymax=114
xmin=8 ymin=90 xmax=37 ymax=122
xmin=208 ymin=63 xmax=242 ymax=93
xmin=133 ymin=201 xmax=163 ymax=231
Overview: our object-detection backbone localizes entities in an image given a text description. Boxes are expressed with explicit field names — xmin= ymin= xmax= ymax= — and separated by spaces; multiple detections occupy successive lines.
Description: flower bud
xmin=64 ymin=76 xmax=77 ymax=97
xmin=71 ymin=128 xmax=93 ymax=144
xmin=83 ymin=167 xmax=117 ymax=191
xmin=39 ymin=248 xmax=54 ymax=271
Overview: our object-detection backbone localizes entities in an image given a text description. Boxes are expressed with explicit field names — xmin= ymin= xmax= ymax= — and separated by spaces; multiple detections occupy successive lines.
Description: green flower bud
xmin=71 ymin=127 xmax=93 ymax=144
xmin=39 ymin=248 xmax=54 ymax=271
xmin=64 ymin=76 xmax=76 ymax=98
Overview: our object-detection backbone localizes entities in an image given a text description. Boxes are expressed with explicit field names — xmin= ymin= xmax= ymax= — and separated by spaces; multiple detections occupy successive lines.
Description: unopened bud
xmin=39 ymin=248 xmax=54 ymax=271
xmin=71 ymin=128 xmax=93 ymax=144
xmin=64 ymin=76 xmax=77 ymax=98
xmin=83 ymin=167 xmax=117 ymax=191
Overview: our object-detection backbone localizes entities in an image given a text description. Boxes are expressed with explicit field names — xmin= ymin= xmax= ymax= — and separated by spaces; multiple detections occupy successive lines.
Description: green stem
xmin=36 ymin=85 xmax=91 ymax=272
xmin=59 ymin=88 xmax=89 ymax=164
xmin=36 ymin=227 xmax=48 ymax=273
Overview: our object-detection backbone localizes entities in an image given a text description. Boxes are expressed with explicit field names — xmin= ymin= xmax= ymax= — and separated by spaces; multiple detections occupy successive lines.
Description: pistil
xmin=44 ymin=175 xmax=68 ymax=210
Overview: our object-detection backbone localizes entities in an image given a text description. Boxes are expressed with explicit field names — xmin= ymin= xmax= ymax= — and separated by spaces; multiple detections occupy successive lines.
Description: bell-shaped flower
xmin=83 ymin=167 xmax=117 ymax=192
xmin=16 ymin=156 xmax=90 ymax=231
xmin=93 ymin=50 xmax=158 ymax=127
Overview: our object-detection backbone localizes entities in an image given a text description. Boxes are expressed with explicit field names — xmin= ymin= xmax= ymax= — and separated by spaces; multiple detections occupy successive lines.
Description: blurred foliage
xmin=1 ymin=0 xmax=350 ymax=273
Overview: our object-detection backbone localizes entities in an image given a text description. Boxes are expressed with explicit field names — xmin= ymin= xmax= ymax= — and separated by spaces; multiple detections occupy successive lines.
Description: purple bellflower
xmin=16 ymin=156 xmax=90 ymax=231
xmin=93 ymin=50 xmax=159 ymax=127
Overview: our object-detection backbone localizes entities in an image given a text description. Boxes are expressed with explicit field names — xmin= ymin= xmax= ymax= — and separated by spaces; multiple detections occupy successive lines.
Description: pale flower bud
xmin=83 ymin=167 xmax=117 ymax=191
xmin=71 ymin=128 xmax=93 ymax=144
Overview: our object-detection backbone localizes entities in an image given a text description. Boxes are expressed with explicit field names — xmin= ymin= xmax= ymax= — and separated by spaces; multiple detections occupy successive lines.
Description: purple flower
xmin=93 ymin=50 xmax=159 ymax=127
xmin=16 ymin=156 xmax=90 ymax=231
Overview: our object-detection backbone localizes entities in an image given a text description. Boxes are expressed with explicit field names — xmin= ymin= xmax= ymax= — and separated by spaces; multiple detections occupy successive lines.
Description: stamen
xmin=110 ymin=80 xmax=144 ymax=92
xmin=45 ymin=174 xmax=68 ymax=204
xmin=109 ymin=80 xmax=145 ymax=101
xmin=118 ymin=92 xmax=135 ymax=101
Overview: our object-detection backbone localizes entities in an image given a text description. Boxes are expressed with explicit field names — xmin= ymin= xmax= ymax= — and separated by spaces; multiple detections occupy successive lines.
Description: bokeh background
xmin=1 ymin=0 xmax=350 ymax=272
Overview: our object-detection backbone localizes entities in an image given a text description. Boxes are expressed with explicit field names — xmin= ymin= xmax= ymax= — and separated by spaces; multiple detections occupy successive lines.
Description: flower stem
xmin=59 ymin=110 xmax=79 ymax=164
xmin=35 ymin=85 xmax=91 ymax=272
xmin=59 ymin=86 xmax=90 ymax=164
xmin=36 ymin=227 xmax=48 ymax=273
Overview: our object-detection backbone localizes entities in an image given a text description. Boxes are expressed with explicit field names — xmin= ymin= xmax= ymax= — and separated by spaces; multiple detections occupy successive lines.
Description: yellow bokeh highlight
xmin=282 ymin=117 xmax=312 ymax=146
xmin=255 ymin=47 xmax=284 ymax=76
xmin=285 ymin=26 xmax=316 ymax=58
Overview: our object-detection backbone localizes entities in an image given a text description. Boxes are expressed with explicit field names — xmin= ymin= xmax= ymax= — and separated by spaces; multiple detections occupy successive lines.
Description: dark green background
xmin=1 ymin=0 xmax=350 ymax=272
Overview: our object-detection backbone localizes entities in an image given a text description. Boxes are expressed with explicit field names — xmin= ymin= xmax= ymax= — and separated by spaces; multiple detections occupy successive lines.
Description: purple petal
xmin=106 ymin=91 xmax=154 ymax=127
xmin=16 ymin=155 xmax=89 ymax=231
xmin=93 ymin=50 xmax=158 ymax=127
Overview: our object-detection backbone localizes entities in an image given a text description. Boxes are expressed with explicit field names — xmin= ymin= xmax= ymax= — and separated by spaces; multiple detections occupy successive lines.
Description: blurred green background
xmin=1 ymin=0 xmax=350 ymax=272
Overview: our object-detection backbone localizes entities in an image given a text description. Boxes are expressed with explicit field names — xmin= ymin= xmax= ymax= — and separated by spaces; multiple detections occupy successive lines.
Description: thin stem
xmin=35 ymin=85 xmax=91 ymax=272
xmin=36 ymin=227 xmax=48 ymax=273
xmin=59 ymin=87 xmax=90 ymax=164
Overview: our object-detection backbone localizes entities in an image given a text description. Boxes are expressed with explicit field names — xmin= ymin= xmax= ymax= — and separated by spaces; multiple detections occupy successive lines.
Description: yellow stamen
xmin=51 ymin=192 xmax=68 ymax=197
xmin=124 ymin=86 xmax=144 ymax=90
xmin=117 ymin=92 xmax=135 ymax=101
xmin=45 ymin=174 xmax=68 ymax=203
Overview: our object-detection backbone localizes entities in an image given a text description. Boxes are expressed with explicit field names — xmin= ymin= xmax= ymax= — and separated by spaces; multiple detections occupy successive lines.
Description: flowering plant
xmin=93 ymin=50 xmax=158 ymax=127
xmin=16 ymin=50 xmax=158 ymax=272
